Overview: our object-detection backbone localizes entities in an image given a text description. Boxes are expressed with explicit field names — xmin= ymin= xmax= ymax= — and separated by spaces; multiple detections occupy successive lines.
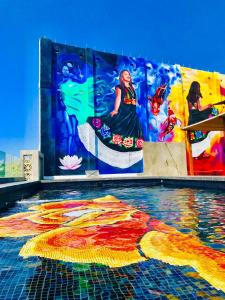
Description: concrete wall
xmin=143 ymin=142 xmax=187 ymax=176
xmin=20 ymin=150 xmax=44 ymax=181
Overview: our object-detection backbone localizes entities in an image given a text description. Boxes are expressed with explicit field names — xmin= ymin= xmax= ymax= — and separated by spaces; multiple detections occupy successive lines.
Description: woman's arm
xmin=110 ymin=87 xmax=121 ymax=116
xmin=197 ymin=98 xmax=213 ymax=111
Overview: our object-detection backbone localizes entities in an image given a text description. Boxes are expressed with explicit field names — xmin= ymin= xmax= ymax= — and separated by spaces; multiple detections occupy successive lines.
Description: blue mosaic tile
xmin=0 ymin=187 xmax=225 ymax=299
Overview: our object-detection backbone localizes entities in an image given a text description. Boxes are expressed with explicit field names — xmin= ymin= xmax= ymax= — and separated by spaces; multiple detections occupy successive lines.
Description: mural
xmin=40 ymin=38 xmax=225 ymax=176
xmin=181 ymin=68 xmax=225 ymax=175
xmin=78 ymin=52 xmax=147 ymax=174
xmin=146 ymin=62 xmax=184 ymax=142
xmin=0 ymin=195 xmax=225 ymax=292
xmin=54 ymin=47 xmax=96 ymax=174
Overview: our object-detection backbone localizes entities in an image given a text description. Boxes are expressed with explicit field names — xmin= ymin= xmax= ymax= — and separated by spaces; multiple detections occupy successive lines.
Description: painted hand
xmin=110 ymin=110 xmax=118 ymax=117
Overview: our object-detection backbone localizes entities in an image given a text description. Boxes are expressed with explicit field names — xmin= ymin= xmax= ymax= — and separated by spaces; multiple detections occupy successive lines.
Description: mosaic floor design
xmin=0 ymin=187 xmax=225 ymax=299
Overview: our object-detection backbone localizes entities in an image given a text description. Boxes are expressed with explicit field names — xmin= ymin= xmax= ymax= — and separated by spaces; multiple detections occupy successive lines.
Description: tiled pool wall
xmin=0 ymin=176 xmax=225 ymax=209
xmin=1 ymin=177 xmax=225 ymax=210
xmin=0 ymin=181 xmax=41 ymax=210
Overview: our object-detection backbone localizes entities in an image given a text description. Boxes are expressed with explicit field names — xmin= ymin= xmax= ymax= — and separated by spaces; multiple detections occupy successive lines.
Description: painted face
xmin=121 ymin=71 xmax=131 ymax=83
xmin=62 ymin=66 xmax=69 ymax=76
xmin=152 ymin=102 xmax=160 ymax=116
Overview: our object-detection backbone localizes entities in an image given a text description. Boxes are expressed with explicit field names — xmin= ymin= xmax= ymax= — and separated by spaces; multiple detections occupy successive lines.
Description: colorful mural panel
xmin=0 ymin=195 xmax=225 ymax=292
xmin=54 ymin=46 xmax=96 ymax=175
xmin=78 ymin=51 xmax=147 ymax=174
xmin=146 ymin=62 xmax=184 ymax=142
xmin=219 ymin=73 xmax=225 ymax=102
xmin=181 ymin=67 xmax=225 ymax=175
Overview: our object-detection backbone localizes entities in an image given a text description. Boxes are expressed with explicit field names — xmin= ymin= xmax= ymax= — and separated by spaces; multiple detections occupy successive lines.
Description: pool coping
xmin=0 ymin=177 xmax=24 ymax=184
xmin=42 ymin=175 xmax=225 ymax=182
xmin=41 ymin=175 xmax=225 ymax=190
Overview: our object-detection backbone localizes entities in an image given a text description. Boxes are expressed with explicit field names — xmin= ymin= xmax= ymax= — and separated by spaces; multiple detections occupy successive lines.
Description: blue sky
xmin=0 ymin=0 xmax=225 ymax=156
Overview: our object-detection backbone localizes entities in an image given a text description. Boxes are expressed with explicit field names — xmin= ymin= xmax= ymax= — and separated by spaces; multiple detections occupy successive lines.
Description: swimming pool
xmin=0 ymin=186 xmax=225 ymax=299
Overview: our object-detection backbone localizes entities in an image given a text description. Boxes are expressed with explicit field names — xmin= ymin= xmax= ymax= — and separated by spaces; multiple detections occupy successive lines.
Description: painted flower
xmin=211 ymin=107 xmax=219 ymax=116
xmin=92 ymin=118 xmax=102 ymax=129
xmin=112 ymin=134 xmax=123 ymax=145
xmin=59 ymin=155 xmax=82 ymax=170
xmin=195 ymin=131 xmax=203 ymax=139
xmin=123 ymin=137 xmax=134 ymax=148
xmin=0 ymin=196 xmax=225 ymax=291
xmin=189 ymin=132 xmax=195 ymax=141
xmin=99 ymin=124 xmax=111 ymax=139
xmin=136 ymin=138 xmax=144 ymax=149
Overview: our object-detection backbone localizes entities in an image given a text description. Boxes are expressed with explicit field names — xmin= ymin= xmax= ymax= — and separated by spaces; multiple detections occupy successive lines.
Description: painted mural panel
xmin=78 ymin=51 xmax=147 ymax=174
xmin=54 ymin=47 xmax=96 ymax=174
xmin=220 ymin=73 xmax=225 ymax=102
xmin=181 ymin=67 xmax=225 ymax=175
xmin=146 ymin=62 xmax=185 ymax=142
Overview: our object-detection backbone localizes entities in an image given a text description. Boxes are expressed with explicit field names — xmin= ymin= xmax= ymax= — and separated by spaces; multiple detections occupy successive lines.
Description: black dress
xmin=87 ymin=85 xmax=144 ymax=152
xmin=188 ymin=108 xmax=216 ymax=126
xmin=188 ymin=103 xmax=218 ymax=144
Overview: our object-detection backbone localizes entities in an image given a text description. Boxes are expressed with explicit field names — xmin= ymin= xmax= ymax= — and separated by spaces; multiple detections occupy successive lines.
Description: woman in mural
xmin=187 ymin=81 xmax=218 ymax=159
xmin=91 ymin=70 xmax=143 ymax=152
xmin=88 ymin=70 xmax=143 ymax=152
xmin=78 ymin=70 xmax=144 ymax=169
xmin=58 ymin=62 xmax=81 ymax=156
xmin=88 ymin=70 xmax=144 ymax=152
xmin=187 ymin=81 xmax=217 ymax=125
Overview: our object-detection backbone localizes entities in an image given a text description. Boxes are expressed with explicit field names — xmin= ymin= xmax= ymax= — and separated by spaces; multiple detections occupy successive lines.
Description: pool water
xmin=0 ymin=186 xmax=225 ymax=300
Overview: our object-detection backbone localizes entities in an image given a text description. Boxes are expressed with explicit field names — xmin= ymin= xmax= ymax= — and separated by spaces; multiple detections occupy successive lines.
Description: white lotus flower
xmin=59 ymin=155 xmax=82 ymax=170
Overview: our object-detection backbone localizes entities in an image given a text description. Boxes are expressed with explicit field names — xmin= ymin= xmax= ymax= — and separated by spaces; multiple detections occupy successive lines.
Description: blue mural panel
xmin=81 ymin=51 xmax=148 ymax=174
xmin=54 ymin=47 xmax=96 ymax=174
xmin=146 ymin=62 xmax=182 ymax=142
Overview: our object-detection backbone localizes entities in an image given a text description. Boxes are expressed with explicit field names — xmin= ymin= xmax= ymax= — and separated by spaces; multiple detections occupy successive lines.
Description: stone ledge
xmin=0 ymin=177 xmax=24 ymax=184
xmin=42 ymin=175 xmax=225 ymax=182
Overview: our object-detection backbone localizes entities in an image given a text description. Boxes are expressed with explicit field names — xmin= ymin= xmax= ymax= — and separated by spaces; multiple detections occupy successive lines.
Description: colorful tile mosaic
xmin=0 ymin=187 xmax=225 ymax=299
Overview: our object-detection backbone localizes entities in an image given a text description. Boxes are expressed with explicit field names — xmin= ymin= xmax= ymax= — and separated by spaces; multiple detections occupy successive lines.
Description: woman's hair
xmin=187 ymin=81 xmax=202 ymax=104
xmin=119 ymin=69 xmax=134 ymax=90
